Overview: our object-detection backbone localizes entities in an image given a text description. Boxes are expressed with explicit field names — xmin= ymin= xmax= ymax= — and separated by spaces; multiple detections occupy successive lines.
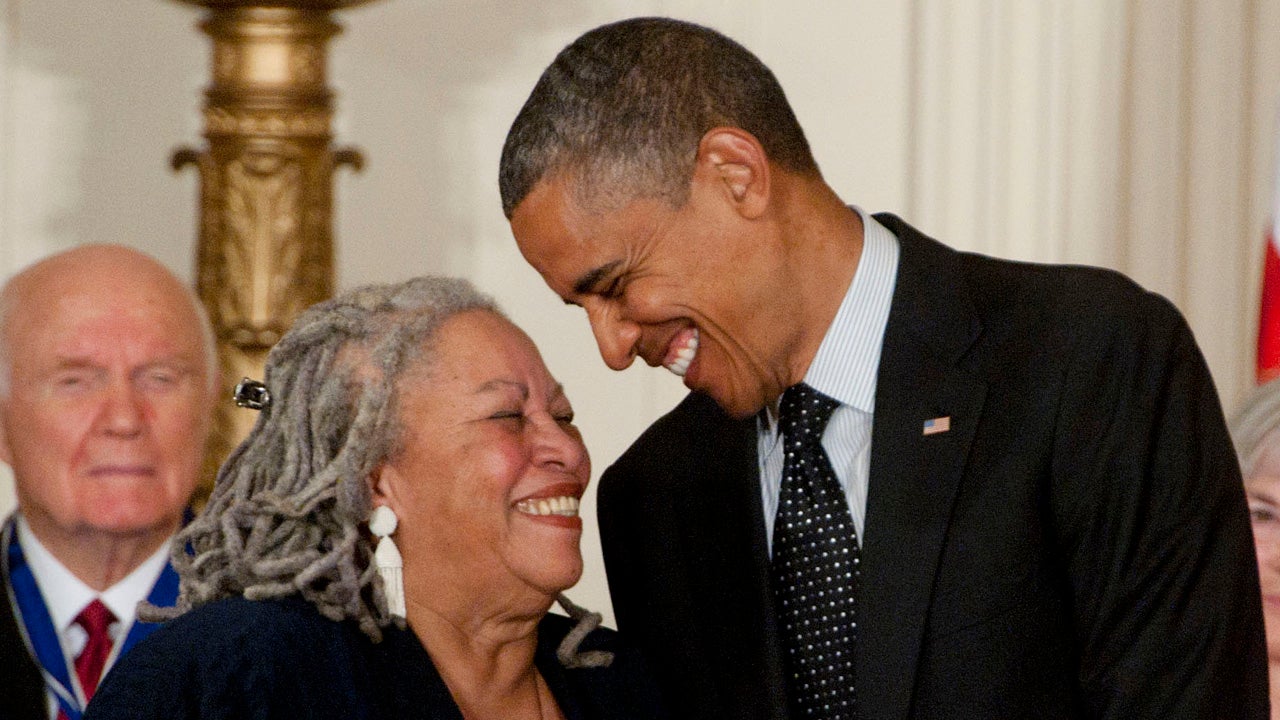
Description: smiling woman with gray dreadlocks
xmin=83 ymin=276 xmax=667 ymax=720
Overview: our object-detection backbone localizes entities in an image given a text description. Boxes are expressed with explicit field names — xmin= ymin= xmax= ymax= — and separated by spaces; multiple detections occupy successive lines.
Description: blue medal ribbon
xmin=3 ymin=518 xmax=179 ymax=720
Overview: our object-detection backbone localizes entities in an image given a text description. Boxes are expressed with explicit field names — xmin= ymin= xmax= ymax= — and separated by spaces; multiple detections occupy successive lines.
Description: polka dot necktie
xmin=770 ymin=383 xmax=861 ymax=719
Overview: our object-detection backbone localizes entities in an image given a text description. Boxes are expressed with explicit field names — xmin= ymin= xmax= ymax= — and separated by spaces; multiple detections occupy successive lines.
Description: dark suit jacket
xmin=0 ymin=584 xmax=48 ymax=720
xmin=598 ymin=214 xmax=1269 ymax=719
xmin=1 ymin=517 xmax=183 ymax=720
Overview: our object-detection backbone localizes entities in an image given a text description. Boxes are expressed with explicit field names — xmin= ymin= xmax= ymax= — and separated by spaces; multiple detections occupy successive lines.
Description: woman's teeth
xmin=665 ymin=330 xmax=699 ymax=377
xmin=515 ymin=496 xmax=580 ymax=517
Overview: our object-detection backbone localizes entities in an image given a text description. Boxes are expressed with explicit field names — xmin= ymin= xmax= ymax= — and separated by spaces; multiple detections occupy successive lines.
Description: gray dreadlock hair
xmin=146 ymin=276 xmax=611 ymax=667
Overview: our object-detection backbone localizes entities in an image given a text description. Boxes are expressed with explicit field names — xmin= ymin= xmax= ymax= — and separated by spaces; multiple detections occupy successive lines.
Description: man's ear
xmin=695 ymin=127 xmax=771 ymax=219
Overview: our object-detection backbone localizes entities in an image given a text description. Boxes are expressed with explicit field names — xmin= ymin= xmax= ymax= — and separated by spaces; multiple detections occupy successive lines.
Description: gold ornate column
xmin=172 ymin=1 xmax=375 ymax=502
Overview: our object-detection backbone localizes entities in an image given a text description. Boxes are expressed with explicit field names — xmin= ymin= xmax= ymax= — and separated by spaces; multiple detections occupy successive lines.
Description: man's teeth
xmin=665 ymin=330 xmax=700 ymax=377
xmin=515 ymin=496 xmax=580 ymax=517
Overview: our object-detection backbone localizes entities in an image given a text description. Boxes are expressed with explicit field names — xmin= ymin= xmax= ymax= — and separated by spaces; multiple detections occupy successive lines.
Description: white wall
xmin=2 ymin=0 xmax=1278 ymax=627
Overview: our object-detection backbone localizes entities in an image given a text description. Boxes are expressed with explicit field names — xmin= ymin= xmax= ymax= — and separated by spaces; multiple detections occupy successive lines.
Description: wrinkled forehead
xmin=6 ymin=276 xmax=208 ymax=366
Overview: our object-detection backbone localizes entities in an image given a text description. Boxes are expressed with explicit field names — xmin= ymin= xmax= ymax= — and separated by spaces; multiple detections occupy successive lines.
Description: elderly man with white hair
xmin=0 ymin=245 xmax=217 ymax=720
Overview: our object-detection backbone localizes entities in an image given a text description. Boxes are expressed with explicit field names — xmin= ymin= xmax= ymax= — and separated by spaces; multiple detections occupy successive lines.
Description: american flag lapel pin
xmin=922 ymin=416 xmax=951 ymax=436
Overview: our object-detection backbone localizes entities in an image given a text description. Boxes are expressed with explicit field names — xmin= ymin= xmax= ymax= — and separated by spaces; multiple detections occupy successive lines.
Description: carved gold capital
xmin=172 ymin=0 xmax=374 ymax=504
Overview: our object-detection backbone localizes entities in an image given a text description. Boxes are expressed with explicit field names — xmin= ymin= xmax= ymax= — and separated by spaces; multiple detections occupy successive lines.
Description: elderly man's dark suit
xmin=0 ymin=586 xmax=49 ymax=720
xmin=598 ymin=214 xmax=1269 ymax=719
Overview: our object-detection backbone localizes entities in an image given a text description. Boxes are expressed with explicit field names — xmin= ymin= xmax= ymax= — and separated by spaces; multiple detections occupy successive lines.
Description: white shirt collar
xmin=803 ymin=207 xmax=900 ymax=412
xmin=16 ymin=514 xmax=170 ymax=632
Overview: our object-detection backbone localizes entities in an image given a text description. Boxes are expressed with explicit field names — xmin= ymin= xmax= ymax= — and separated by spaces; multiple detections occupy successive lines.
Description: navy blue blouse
xmin=83 ymin=596 xmax=667 ymax=720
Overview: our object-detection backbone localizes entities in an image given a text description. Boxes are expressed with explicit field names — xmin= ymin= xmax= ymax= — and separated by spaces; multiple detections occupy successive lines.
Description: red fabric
xmin=70 ymin=598 xmax=116 ymax=708
xmin=54 ymin=599 xmax=115 ymax=719
xmin=1259 ymin=231 xmax=1280 ymax=383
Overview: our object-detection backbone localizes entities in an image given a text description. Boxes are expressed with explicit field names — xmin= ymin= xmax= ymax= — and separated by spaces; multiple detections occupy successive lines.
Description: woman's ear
xmin=368 ymin=461 xmax=400 ymax=509
xmin=695 ymin=127 xmax=771 ymax=219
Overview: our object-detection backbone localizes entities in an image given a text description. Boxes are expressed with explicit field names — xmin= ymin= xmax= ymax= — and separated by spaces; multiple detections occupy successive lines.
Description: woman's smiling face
xmin=372 ymin=310 xmax=590 ymax=608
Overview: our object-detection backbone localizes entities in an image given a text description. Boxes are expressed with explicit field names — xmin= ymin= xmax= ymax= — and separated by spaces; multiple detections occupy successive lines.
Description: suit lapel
xmin=0 ymin=516 xmax=50 ymax=720
xmin=859 ymin=215 xmax=986 ymax=720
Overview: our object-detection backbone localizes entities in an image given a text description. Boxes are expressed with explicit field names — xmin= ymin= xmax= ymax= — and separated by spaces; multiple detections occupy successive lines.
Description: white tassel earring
xmin=369 ymin=505 xmax=405 ymax=618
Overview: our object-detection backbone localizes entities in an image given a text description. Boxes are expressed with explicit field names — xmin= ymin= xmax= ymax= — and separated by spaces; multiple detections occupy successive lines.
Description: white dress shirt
xmin=758 ymin=207 xmax=900 ymax=552
xmin=16 ymin=515 xmax=169 ymax=720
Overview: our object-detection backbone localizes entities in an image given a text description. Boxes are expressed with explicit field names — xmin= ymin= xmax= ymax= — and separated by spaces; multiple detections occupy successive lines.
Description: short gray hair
xmin=1230 ymin=378 xmax=1280 ymax=478
xmin=498 ymin=16 xmax=819 ymax=218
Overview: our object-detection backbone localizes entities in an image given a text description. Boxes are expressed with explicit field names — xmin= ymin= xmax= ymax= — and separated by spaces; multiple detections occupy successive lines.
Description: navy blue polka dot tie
xmin=771 ymin=383 xmax=860 ymax=719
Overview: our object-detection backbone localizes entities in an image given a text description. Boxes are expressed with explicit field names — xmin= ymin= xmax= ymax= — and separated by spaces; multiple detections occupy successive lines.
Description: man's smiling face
xmin=510 ymin=173 xmax=796 ymax=419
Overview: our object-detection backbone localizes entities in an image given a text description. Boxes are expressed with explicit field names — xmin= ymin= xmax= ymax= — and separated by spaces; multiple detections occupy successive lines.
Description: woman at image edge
xmin=1230 ymin=378 xmax=1280 ymax=720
